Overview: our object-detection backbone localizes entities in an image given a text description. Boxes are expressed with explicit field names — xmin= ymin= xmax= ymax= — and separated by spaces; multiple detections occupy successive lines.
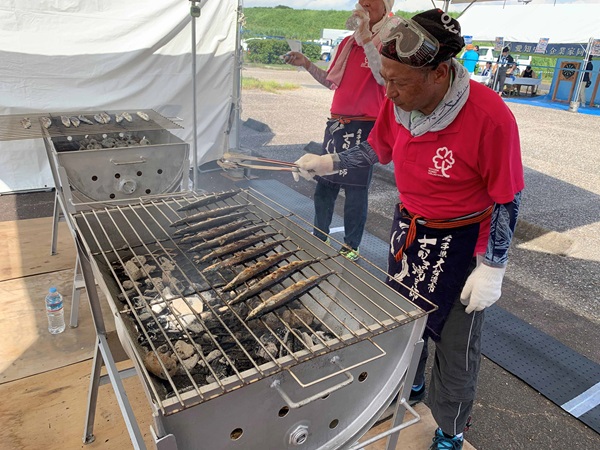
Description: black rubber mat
xmin=483 ymin=306 xmax=600 ymax=433
xmin=243 ymin=179 xmax=600 ymax=434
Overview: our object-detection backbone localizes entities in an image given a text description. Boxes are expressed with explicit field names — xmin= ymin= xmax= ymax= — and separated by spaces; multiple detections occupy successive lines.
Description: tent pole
xmin=569 ymin=38 xmax=594 ymax=113
xmin=230 ymin=0 xmax=243 ymax=153
xmin=190 ymin=1 xmax=200 ymax=191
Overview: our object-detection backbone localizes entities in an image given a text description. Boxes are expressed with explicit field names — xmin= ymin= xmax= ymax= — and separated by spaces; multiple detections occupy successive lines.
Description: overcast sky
xmin=243 ymin=0 xmax=596 ymax=13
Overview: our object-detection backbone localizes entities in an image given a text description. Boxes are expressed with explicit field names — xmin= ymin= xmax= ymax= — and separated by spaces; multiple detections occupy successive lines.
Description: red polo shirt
xmin=367 ymin=80 xmax=525 ymax=253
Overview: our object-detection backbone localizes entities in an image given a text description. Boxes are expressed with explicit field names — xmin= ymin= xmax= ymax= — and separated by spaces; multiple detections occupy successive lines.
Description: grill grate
xmin=0 ymin=109 xmax=182 ymax=142
xmin=73 ymin=189 xmax=429 ymax=415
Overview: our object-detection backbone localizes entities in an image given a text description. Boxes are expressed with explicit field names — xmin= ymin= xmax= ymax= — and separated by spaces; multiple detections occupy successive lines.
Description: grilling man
xmin=293 ymin=9 xmax=524 ymax=450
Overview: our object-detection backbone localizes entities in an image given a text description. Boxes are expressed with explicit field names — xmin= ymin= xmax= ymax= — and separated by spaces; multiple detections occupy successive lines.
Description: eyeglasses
xmin=380 ymin=16 xmax=440 ymax=68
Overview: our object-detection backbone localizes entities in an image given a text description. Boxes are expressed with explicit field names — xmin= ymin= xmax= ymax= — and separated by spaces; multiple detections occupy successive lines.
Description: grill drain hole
xmin=91 ymin=175 xmax=98 ymax=181
xmin=230 ymin=428 xmax=243 ymax=440
xmin=157 ymin=169 xmax=163 ymax=174
xmin=358 ymin=372 xmax=368 ymax=382
xmin=115 ymin=173 xmax=121 ymax=179
xmin=329 ymin=419 xmax=339 ymax=429
xmin=109 ymin=194 xmax=115 ymax=199
xmin=145 ymin=189 xmax=152 ymax=194
xmin=278 ymin=406 xmax=290 ymax=417
xmin=137 ymin=171 xmax=142 ymax=176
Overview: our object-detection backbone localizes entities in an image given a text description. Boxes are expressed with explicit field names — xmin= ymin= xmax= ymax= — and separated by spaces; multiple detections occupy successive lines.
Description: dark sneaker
xmin=429 ymin=428 xmax=463 ymax=450
xmin=408 ymin=383 xmax=426 ymax=405
xmin=339 ymin=245 xmax=359 ymax=261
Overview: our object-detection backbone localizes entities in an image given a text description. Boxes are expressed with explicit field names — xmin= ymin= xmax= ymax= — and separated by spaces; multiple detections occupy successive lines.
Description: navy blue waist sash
xmin=386 ymin=204 xmax=481 ymax=341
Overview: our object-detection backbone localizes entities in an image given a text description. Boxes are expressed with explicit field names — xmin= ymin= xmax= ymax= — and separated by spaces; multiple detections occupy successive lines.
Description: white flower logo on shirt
xmin=429 ymin=147 xmax=455 ymax=178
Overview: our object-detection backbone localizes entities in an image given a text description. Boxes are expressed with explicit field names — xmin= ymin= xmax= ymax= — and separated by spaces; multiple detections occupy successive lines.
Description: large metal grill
xmin=72 ymin=187 xmax=433 ymax=449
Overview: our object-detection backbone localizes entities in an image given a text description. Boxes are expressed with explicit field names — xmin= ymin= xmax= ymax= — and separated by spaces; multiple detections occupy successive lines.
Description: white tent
xmin=458 ymin=4 xmax=597 ymax=43
xmin=0 ymin=0 xmax=240 ymax=193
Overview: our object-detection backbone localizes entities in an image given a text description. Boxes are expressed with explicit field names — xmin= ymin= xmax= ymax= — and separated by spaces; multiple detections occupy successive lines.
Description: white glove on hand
xmin=353 ymin=9 xmax=372 ymax=46
xmin=292 ymin=153 xmax=336 ymax=181
xmin=460 ymin=262 xmax=506 ymax=314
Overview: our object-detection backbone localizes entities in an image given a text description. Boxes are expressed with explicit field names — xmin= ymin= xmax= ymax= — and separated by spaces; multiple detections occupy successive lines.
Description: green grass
xmin=241 ymin=77 xmax=300 ymax=93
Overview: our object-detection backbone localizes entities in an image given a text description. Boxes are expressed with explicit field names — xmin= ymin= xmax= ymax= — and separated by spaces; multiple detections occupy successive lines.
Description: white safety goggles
xmin=380 ymin=16 xmax=440 ymax=67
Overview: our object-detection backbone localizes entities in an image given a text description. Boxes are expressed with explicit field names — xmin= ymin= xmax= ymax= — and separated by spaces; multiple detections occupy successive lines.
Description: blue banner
xmin=506 ymin=42 xmax=587 ymax=57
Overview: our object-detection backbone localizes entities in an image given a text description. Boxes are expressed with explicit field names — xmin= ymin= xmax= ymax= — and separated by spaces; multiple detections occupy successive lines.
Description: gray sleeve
xmin=305 ymin=62 xmax=335 ymax=89
xmin=484 ymin=191 xmax=522 ymax=267
xmin=362 ymin=41 xmax=384 ymax=86
xmin=334 ymin=141 xmax=379 ymax=170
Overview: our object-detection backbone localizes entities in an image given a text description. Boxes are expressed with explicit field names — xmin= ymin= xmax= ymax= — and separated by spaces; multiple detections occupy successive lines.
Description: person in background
xmin=462 ymin=43 xmax=479 ymax=74
xmin=578 ymin=55 xmax=594 ymax=107
xmin=517 ymin=64 xmax=535 ymax=95
xmin=492 ymin=46 xmax=514 ymax=95
xmin=283 ymin=0 xmax=393 ymax=261
xmin=293 ymin=9 xmax=524 ymax=450
xmin=480 ymin=61 xmax=493 ymax=86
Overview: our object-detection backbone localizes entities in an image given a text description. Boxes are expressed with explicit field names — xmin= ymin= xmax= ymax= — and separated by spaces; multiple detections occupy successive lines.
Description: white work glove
xmin=460 ymin=261 xmax=506 ymax=314
xmin=292 ymin=153 xmax=336 ymax=182
xmin=353 ymin=9 xmax=372 ymax=46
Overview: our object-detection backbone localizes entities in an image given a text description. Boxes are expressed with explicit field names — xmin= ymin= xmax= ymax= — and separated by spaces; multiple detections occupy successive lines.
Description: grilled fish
xmin=40 ymin=117 xmax=52 ymax=129
xmin=189 ymin=224 xmax=267 ymax=252
xmin=94 ymin=114 xmax=105 ymax=124
xmin=100 ymin=112 xmax=111 ymax=123
xmin=229 ymin=258 xmax=320 ymax=305
xmin=222 ymin=250 xmax=296 ymax=292
xmin=198 ymin=232 xmax=278 ymax=263
xmin=115 ymin=112 xmax=124 ymax=123
xmin=61 ymin=116 xmax=71 ymax=127
xmin=245 ymin=271 xmax=334 ymax=321
xmin=21 ymin=118 xmax=31 ymax=129
xmin=202 ymin=239 xmax=288 ymax=273
xmin=177 ymin=189 xmax=241 ymax=212
xmin=179 ymin=219 xmax=252 ymax=245
xmin=171 ymin=204 xmax=248 ymax=228
xmin=69 ymin=116 xmax=80 ymax=127
xmin=174 ymin=211 xmax=249 ymax=237
xmin=122 ymin=112 xmax=133 ymax=122
xmin=78 ymin=114 xmax=94 ymax=125
xmin=137 ymin=111 xmax=150 ymax=121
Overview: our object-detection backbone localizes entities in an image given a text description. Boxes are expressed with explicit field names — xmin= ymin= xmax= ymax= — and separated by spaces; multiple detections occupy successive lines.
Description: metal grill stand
xmin=70 ymin=189 xmax=432 ymax=450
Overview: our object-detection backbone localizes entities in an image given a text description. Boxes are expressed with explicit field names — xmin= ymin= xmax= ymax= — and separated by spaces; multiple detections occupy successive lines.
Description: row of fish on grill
xmin=19 ymin=110 xmax=150 ymax=129
xmin=170 ymin=189 xmax=334 ymax=322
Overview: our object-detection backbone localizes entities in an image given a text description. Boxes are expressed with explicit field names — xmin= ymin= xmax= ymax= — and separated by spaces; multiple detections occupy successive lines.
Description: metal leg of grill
xmin=78 ymin=241 xmax=147 ymax=449
xmin=69 ymin=254 xmax=84 ymax=328
xmin=50 ymin=191 xmax=61 ymax=256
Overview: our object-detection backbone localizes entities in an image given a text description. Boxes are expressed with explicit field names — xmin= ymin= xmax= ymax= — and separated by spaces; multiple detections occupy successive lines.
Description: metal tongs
xmin=218 ymin=152 xmax=301 ymax=172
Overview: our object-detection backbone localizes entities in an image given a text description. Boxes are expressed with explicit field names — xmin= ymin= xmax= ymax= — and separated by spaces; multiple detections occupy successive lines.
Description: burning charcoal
xmin=257 ymin=342 xmax=278 ymax=360
xmin=205 ymin=349 xmax=222 ymax=364
xmin=174 ymin=340 xmax=196 ymax=359
xmin=158 ymin=257 xmax=176 ymax=272
xmin=138 ymin=308 xmax=152 ymax=322
xmin=301 ymin=331 xmax=313 ymax=348
xmin=177 ymin=354 xmax=200 ymax=375
xmin=170 ymin=296 xmax=204 ymax=316
xmin=146 ymin=277 xmax=165 ymax=293
xmin=125 ymin=260 xmax=144 ymax=281
xmin=281 ymin=308 xmax=314 ymax=328
xmin=123 ymin=280 xmax=140 ymax=290
xmin=143 ymin=350 xmax=177 ymax=380
xmin=151 ymin=302 xmax=167 ymax=315
xmin=180 ymin=315 xmax=204 ymax=334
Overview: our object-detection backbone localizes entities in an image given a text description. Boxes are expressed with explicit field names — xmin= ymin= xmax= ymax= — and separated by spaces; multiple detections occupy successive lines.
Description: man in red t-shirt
xmin=294 ymin=9 xmax=524 ymax=450
xmin=284 ymin=0 xmax=393 ymax=262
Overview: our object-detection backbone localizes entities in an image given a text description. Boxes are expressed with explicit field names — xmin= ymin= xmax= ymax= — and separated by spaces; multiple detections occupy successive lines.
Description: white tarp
xmin=0 ymin=0 xmax=238 ymax=193
xmin=459 ymin=4 xmax=598 ymax=43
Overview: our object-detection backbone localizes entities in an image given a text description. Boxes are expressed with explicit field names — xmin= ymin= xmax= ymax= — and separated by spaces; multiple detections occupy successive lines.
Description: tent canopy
xmin=458 ymin=4 xmax=597 ymax=44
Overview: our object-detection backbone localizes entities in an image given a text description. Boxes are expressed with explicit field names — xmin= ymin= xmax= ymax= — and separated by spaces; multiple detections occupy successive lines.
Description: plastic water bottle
xmin=45 ymin=287 xmax=66 ymax=334
xmin=345 ymin=4 xmax=365 ymax=30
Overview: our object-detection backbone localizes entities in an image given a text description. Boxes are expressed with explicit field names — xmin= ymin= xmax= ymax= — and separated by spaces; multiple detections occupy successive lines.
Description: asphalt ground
xmin=237 ymin=65 xmax=600 ymax=449
xmin=0 ymin=64 xmax=598 ymax=449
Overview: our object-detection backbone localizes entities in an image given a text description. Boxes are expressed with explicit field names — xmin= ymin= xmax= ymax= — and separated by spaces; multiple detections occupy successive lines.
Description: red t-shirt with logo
xmin=329 ymin=37 xmax=386 ymax=117
xmin=367 ymin=80 xmax=525 ymax=253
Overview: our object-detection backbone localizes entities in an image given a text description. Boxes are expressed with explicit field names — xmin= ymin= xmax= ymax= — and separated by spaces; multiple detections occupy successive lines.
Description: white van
xmin=476 ymin=46 xmax=532 ymax=73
